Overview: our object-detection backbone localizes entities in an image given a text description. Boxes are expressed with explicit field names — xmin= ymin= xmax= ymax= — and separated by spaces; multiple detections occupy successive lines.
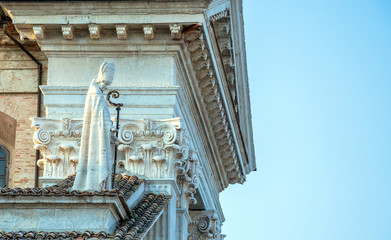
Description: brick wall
xmin=0 ymin=94 xmax=37 ymax=187
xmin=0 ymin=23 xmax=47 ymax=188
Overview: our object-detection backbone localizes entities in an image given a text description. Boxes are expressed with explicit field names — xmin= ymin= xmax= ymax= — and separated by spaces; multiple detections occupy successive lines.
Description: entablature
xmin=1 ymin=0 xmax=255 ymax=190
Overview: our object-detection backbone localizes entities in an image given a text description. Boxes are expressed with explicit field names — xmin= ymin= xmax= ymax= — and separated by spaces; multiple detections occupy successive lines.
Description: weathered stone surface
xmin=0 ymin=195 xmax=127 ymax=233
xmin=47 ymin=56 xmax=175 ymax=87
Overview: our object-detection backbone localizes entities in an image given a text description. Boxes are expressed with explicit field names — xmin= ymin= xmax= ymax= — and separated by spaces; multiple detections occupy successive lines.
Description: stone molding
xmin=210 ymin=11 xmax=239 ymax=116
xmin=210 ymin=9 xmax=229 ymax=22
xmin=184 ymin=29 xmax=244 ymax=184
xmin=0 ymin=195 xmax=128 ymax=233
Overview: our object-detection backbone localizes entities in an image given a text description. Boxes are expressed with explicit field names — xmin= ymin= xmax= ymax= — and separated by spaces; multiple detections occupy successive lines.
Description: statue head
xmin=96 ymin=62 xmax=115 ymax=91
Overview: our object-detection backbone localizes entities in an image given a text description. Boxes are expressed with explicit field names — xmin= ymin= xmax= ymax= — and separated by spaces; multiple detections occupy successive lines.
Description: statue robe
xmin=73 ymin=80 xmax=112 ymax=191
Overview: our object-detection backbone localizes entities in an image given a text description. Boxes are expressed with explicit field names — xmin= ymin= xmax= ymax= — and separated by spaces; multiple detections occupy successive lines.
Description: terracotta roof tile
xmin=0 ymin=174 xmax=143 ymax=201
xmin=114 ymin=193 xmax=170 ymax=240
xmin=0 ymin=175 xmax=170 ymax=239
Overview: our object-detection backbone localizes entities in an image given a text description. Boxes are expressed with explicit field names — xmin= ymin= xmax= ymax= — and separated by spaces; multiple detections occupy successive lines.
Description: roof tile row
xmin=0 ymin=175 xmax=170 ymax=239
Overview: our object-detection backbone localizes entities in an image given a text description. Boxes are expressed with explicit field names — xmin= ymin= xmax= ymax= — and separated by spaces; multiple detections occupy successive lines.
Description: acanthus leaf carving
xmin=31 ymin=118 xmax=83 ymax=182
xmin=117 ymin=118 xmax=181 ymax=179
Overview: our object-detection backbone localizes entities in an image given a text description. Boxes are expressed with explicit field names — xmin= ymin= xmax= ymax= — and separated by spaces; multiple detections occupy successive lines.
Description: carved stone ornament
xmin=88 ymin=24 xmax=101 ymax=40
xmin=115 ymin=25 xmax=127 ymax=40
xmin=143 ymin=25 xmax=154 ymax=40
xmin=184 ymin=29 xmax=244 ymax=184
xmin=117 ymin=118 xmax=184 ymax=179
xmin=169 ymin=24 xmax=182 ymax=40
xmin=188 ymin=213 xmax=220 ymax=240
xmin=31 ymin=118 xmax=82 ymax=181
xmin=61 ymin=25 xmax=74 ymax=40
xmin=32 ymin=26 xmax=45 ymax=40
xmin=210 ymin=9 xmax=229 ymax=22
xmin=175 ymin=143 xmax=201 ymax=206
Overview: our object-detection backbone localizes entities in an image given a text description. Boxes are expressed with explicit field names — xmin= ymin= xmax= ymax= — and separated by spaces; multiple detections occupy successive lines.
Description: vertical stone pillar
xmin=177 ymin=208 xmax=192 ymax=240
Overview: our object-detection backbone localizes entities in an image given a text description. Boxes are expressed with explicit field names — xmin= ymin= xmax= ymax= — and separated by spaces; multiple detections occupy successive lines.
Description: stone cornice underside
xmin=184 ymin=28 xmax=244 ymax=185
xmin=210 ymin=10 xmax=238 ymax=116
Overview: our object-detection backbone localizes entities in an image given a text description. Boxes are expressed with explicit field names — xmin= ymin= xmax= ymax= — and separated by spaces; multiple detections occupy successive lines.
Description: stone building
xmin=0 ymin=0 xmax=255 ymax=239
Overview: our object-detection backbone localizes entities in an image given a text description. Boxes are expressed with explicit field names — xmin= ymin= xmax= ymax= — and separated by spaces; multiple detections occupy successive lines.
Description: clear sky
xmin=220 ymin=0 xmax=391 ymax=239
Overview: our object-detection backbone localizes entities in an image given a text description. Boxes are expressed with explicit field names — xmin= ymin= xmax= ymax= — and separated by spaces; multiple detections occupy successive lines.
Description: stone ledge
xmin=0 ymin=195 xmax=127 ymax=234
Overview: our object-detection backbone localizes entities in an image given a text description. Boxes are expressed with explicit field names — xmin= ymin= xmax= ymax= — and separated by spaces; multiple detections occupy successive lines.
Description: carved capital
xmin=117 ymin=118 xmax=182 ymax=178
xmin=31 ymin=118 xmax=82 ymax=182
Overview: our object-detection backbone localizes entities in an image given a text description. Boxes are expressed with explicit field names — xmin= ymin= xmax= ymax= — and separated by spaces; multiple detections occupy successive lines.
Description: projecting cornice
xmin=184 ymin=28 xmax=244 ymax=184
xmin=207 ymin=3 xmax=256 ymax=174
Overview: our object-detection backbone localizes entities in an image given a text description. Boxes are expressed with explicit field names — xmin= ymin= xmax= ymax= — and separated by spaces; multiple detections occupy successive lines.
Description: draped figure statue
xmin=73 ymin=62 xmax=115 ymax=191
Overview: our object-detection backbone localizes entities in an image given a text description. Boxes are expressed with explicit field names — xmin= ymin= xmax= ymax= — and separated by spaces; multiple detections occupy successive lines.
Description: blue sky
xmin=220 ymin=0 xmax=391 ymax=239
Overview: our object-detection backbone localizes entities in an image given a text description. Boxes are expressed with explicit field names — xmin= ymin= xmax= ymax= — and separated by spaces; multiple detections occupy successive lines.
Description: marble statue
xmin=72 ymin=62 xmax=115 ymax=191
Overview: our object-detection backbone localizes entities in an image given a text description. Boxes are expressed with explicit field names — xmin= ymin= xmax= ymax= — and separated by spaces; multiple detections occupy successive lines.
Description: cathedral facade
xmin=0 ymin=0 xmax=255 ymax=239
